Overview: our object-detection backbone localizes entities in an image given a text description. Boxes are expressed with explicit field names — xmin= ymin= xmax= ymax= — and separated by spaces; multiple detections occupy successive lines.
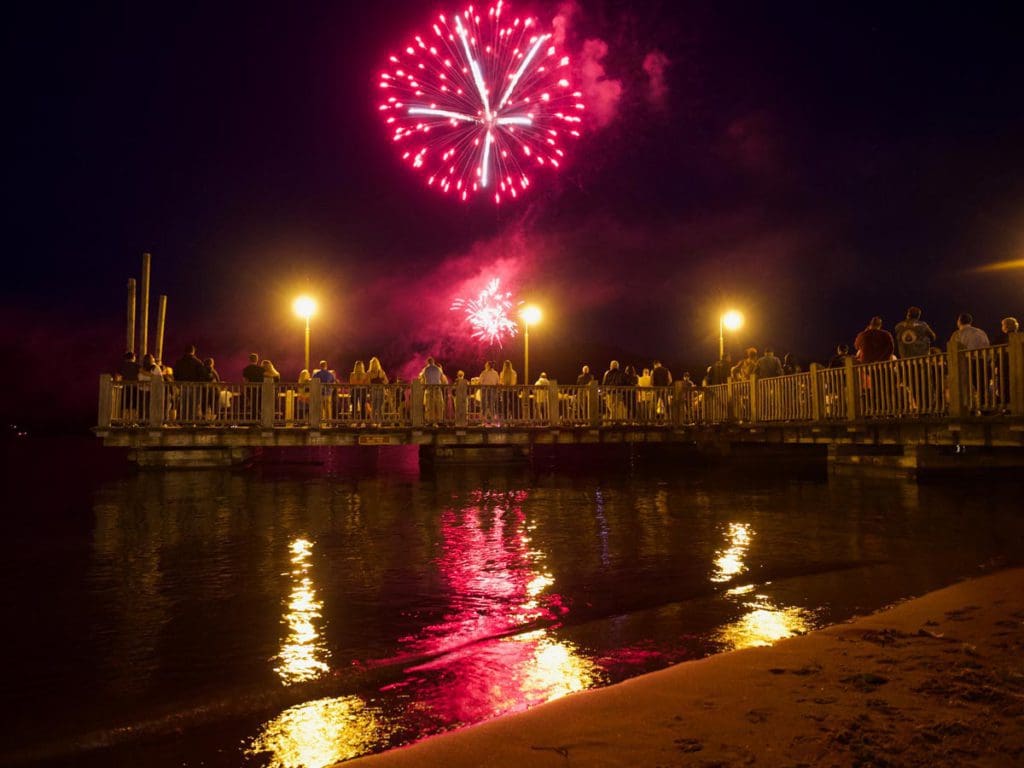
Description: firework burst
xmin=451 ymin=277 xmax=519 ymax=346
xmin=378 ymin=1 xmax=585 ymax=203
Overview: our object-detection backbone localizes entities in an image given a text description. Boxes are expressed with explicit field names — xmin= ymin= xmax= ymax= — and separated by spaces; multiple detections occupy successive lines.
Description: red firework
xmin=378 ymin=1 xmax=585 ymax=204
xmin=451 ymin=278 xmax=519 ymax=347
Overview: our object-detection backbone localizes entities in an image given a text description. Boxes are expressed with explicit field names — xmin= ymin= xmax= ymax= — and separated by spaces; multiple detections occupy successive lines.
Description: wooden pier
xmin=96 ymin=336 xmax=1024 ymax=474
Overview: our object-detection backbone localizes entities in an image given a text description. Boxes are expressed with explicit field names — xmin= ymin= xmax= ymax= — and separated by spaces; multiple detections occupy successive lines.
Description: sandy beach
xmin=345 ymin=568 xmax=1024 ymax=767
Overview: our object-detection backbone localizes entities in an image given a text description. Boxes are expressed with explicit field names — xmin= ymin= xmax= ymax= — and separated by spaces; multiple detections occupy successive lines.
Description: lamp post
xmin=520 ymin=304 xmax=542 ymax=384
xmin=719 ymin=309 xmax=743 ymax=359
xmin=293 ymin=296 xmax=317 ymax=372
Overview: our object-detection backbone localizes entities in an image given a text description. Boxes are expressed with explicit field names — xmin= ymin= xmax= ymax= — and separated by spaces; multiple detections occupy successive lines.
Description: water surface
xmin=2 ymin=437 xmax=1021 ymax=767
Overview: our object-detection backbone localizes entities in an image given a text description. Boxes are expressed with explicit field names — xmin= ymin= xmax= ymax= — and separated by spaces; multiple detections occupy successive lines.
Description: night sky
xmin=5 ymin=1 xmax=1022 ymax=428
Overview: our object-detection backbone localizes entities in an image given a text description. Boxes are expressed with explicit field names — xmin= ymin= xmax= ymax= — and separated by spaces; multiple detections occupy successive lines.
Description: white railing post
xmin=98 ymin=375 xmax=113 ymax=428
xmin=946 ymin=340 xmax=966 ymax=419
xmin=1008 ymin=332 xmax=1024 ymax=417
xmin=151 ymin=378 xmax=165 ymax=426
xmin=672 ymin=381 xmax=685 ymax=426
xmin=588 ymin=381 xmax=601 ymax=427
xmin=308 ymin=383 xmax=322 ymax=429
xmin=748 ymin=374 xmax=759 ymax=423
xmin=809 ymin=363 xmax=823 ymax=422
xmin=261 ymin=380 xmax=275 ymax=428
xmin=411 ymin=381 xmax=424 ymax=427
xmin=455 ymin=379 xmax=468 ymax=427
xmin=843 ymin=356 xmax=860 ymax=422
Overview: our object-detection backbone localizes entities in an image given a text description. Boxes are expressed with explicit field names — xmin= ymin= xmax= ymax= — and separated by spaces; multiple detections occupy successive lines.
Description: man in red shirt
xmin=854 ymin=316 xmax=895 ymax=363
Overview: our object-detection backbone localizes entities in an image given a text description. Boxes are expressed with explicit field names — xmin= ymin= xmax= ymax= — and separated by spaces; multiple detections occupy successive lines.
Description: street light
xmin=520 ymin=304 xmax=542 ymax=384
xmin=293 ymin=295 xmax=317 ymax=372
xmin=719 ymin=309 xmax=743 ymax=359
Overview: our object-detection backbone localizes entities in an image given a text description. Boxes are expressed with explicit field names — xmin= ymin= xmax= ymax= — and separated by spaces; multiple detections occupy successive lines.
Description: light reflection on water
xmin=711 ymin=521 xmax=753 ymax=583
xmin=392 ymin=489 xmax=599 ymax=724
xmin=712 ymin=525 xmax=812 ymax=648
xmin=275 ymin=538 xmax=329 ymax=685
xmin=247 ymin=695 xmax=389 ymax=768
xmin=6 ymin=441 xmax=1024 ymax=768
xmin=717 ymin=592 xmax=814 ymax=649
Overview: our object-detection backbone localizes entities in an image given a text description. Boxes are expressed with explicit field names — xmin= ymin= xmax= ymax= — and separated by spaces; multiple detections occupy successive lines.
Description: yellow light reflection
xmin=275 ymin=538 xmax=329 ymax=685
xmin=717 ymin=594 xmax=812 ymax=650
xmin=725 ymin=583 xmax=756 ymax=597
xmin=710 ymin=522 xmax=753 ymax=583
xmin=514 ymin=522 xmax=597 ymax=704
xmin=247 ymin=695 xmax=388 ymax=768
xmin=516 ymin=634 xmax=599 ymax=703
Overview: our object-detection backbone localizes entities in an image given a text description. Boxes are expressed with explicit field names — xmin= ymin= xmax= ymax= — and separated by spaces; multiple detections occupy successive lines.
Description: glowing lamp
xmin=718 ymin=309 xmax=744 ymax=359
xmin=722 ymin=310 xmax=743 ymax=332
xmin=293 ymin=296 xmax=317 ymax=320
xmin=521 ymin=305 xmax=542 ymax=325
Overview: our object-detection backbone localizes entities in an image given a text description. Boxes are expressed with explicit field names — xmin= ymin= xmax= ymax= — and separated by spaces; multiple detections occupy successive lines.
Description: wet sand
xmin=345 ymin=568 xmax=1024 ymax=767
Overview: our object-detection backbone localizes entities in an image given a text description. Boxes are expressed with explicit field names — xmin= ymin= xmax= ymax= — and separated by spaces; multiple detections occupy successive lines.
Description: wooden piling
xmin=155 ymin=294 xmax=167 ymax=365
xmin=140 ymin=252 xmax=151 ymax=356
xmin=126 ymin=278 xmax=137 ymax=356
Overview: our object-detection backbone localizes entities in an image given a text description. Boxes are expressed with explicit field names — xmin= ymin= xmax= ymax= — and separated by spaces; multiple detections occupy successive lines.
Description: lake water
xmin=2 ymin=437 xmax=1022 ymax=767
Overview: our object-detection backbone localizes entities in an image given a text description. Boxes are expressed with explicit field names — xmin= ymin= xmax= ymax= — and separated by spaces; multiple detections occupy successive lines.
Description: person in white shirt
xmin=478 ymin=361 xmax=499 ymax=422
xmin=533 ymin=372 xmax=550 ymax=420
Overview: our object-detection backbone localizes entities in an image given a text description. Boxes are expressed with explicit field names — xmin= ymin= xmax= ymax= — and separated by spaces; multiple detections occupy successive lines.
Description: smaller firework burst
xmin=451 ymin=277 xmax=519 ymax=347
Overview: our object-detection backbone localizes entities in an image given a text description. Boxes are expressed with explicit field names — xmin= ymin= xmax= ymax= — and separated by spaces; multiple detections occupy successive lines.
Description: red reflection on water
xmin=390 ymin=489 xmax=595 ymax=724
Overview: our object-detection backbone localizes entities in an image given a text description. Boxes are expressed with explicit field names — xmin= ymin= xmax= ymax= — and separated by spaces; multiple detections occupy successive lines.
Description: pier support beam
xmin=129 ymin=446 xmax=255 ymax=469
xmin=828 ymin=443 xmax=1024 ymax=479
xmin=419 ymin=444 xmax=529 ymax=465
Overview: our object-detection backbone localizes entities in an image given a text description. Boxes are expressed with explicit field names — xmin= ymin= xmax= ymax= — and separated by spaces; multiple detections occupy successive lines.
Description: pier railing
xmin=99 ymin=334 xmax=1024 ymax=430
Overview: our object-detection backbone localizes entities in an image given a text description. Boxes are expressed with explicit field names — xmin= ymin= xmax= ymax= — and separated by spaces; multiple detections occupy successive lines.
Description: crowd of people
xmin=700 ymin=308 xmax=1019 ymax=386
xmin=112 ymin=307 xmax=1018 ymax=424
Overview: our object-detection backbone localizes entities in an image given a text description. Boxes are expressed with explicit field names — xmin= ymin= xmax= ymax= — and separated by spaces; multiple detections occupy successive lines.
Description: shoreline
xmin=344 ymin=568 xmax=1024 ymax=767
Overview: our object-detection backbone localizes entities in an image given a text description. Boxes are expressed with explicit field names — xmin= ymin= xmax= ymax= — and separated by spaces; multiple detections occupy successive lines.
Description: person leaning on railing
xmin=854 ymin=317 xmax=894 ymax=363
xmin=311 ymin=360 xmax=336 ymax=420
xmin=894 ymin=306 xmax=936 ymax=358
xmin=419 ymin=357 xmax=445 ymax=425
xmin=367 ymin=357 xmax=389 ymax=425
xmin=651 ymin=361 xmax=672 ymax=420
xmin=947 ymin=312 xmax=990 ymax=350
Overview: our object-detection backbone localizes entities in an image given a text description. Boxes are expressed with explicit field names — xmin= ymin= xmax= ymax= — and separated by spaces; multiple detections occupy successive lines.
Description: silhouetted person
xmin=828 ymin=344 xmax=851 ymax=368
xmin=731 ymin=348 xmax=758 ymax=381
xmin=576 ymin=365 xmax=593 ymax=385
xmin=755 ymin=347 xmax=783 ymax=379
xmin=708 ymin=354 xmax=732 ymax=385
xmin=602 ymin=360 xmax=627 ymax=421
xmin=204 ymin=358 xmax=220 ymax=383
xmin=174 ymin=345 xmax=207 ymax=382
xmin=118 ymin=351 xmax=139 ymax=381
xmin=854 ymin=317 xmax=894 ymax=363
xmin=894 ymin=306 xmax=936 ymax=359
xmin=650 ymin=361 xmax=672 ymax=420
xmin=243 ymin=353 xmax=264 ymax=383
xmin=948 ymin=312 xmax=990 ymax=350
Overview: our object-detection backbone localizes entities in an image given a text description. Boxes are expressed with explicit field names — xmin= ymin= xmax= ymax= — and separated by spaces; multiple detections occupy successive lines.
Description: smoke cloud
xmin=551 ymin=1 xmax=576 ymax=47
xmin=578 ymin=39 xmax=623 ymax=129
xmin=551 ymin=1 xmax=623 ymax=130
xmin=643 ymin=50 xmax=670 ymax=108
